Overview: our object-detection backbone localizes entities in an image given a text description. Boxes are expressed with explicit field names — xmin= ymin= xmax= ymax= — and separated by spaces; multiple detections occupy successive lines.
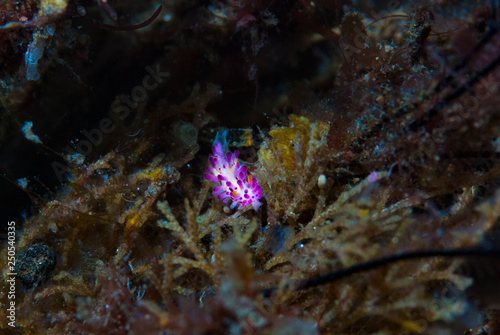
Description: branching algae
xmin=1 ymin=1 xmax=500 ymax=334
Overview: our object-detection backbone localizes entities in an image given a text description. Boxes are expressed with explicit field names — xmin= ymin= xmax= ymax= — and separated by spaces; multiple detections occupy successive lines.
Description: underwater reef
xmin=1 ymin=0 xmax=500 ymax=334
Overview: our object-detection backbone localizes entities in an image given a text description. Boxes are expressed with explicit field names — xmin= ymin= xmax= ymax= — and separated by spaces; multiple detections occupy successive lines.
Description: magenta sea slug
xmin=205 ymin=140 xmax=262 ymax=211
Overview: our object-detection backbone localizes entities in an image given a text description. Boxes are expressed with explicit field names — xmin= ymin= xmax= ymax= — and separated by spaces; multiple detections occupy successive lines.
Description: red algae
xmin=1 ymin=1 xmax=500 ymax=334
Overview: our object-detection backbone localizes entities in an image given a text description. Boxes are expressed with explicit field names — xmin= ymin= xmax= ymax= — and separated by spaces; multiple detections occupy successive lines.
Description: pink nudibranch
xmin=205 ymin=141 xmax=262 ymax=211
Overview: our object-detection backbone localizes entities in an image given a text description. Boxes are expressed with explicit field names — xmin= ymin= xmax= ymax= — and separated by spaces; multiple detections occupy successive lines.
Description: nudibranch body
xmin=205 ymin=141 xmax=262 ymax=211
